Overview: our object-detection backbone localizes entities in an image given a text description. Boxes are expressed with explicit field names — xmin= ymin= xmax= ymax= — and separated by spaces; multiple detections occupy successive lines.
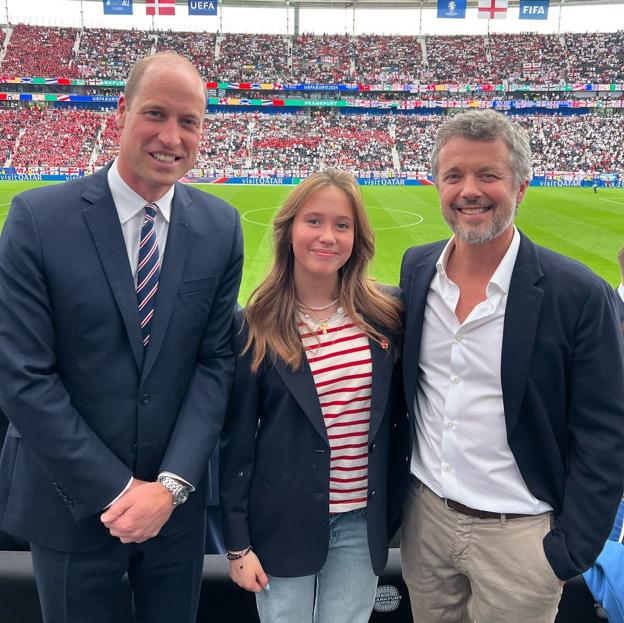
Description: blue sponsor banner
xmin=188 ymin=0 xmax=217 ymax=15
xmin=519 ymin=0 xmax=549 ymax=20
xmin=437 ymin=0 xmax=466 ymax=18
xmin=103 ymin=0 xmax=133 ymax=15
xmin=0 ymin=168 xmax=85 ymax=182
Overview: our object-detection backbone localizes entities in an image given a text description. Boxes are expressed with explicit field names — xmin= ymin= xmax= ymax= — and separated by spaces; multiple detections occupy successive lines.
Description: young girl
xmin=220 ymin=169 xmax=406 ymax=623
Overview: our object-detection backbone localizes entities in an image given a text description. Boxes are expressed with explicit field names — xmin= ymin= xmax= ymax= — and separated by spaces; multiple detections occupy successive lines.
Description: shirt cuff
xmin=159 ymin=471 xmax=195 ymax=492
xmin=618 ymin=283 xmax=624 ymax=303
xmin=104 ymin=476 xmax=133 ymax=509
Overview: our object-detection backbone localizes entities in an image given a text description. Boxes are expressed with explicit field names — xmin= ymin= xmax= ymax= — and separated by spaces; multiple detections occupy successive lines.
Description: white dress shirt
xmin=107 ymin=159 xmax=172 ymax=282
xmin=411 ymin=227 xmax=552 ymax=515
xmin=105 ymin=161 xmax=192 ymax=506
xmin=618 ymin=283 xmax=624 ymax=303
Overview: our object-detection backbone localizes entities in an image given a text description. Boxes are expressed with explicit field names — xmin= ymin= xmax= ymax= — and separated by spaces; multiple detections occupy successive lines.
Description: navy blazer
xmin=0 ymin=166 xmax=243 ymax=551
xmin=400 ymin=232 xmax=624 ymax=581
xmin=220 ymin=306 xmax=408 ymax=577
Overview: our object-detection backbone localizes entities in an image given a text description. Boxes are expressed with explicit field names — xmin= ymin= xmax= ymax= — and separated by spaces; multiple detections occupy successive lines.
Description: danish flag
xmin=145 ymin=0 xmax=176 ymax=16
xmin=477 ymin=0 xmax=508 ymax=19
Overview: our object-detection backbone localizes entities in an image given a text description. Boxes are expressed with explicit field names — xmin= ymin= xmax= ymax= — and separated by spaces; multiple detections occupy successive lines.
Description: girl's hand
xmin=229 ymin=550 xmax=270 ymax=593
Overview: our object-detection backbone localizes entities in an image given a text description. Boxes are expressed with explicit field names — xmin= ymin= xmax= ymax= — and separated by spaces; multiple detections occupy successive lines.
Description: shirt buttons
xmin=443 ymin=464 xmax=453 ymax=473
xmin=451 ymin=377 xmax=460 ymax=384
xmin=445 ymin=421 xmax=457 ymax=430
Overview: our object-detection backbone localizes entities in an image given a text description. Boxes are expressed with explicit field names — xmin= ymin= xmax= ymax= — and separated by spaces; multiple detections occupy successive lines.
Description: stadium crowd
xmin=8 ymin=108 xmax=101 ymax=168
xmin=1 ymin=25 xmax=623 ymax=84
xmin=2 ymin=106 xmax=621 ymax=178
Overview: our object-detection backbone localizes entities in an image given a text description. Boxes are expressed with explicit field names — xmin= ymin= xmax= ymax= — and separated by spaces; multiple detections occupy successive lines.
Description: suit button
xmin=369 ymin=442 xmax=376 ymax=453
xmin=368 ymin=489 xmax=376 ymax=500
xmin=313 ymin=492 xmax=325 ymax=501
xmin=140 ymin=394 xmax=151 ymax=405
xmin=237 ymin=471 xmax=244 ymax=477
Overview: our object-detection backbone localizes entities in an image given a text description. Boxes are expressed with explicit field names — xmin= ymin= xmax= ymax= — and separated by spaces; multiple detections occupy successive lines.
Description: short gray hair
xmin=430 ymin=110 xmax=532 ymax=187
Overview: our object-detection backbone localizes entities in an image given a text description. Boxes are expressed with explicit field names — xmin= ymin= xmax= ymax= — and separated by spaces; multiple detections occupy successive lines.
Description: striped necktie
xmin=137 ymin=202 xmax=160 ymax=348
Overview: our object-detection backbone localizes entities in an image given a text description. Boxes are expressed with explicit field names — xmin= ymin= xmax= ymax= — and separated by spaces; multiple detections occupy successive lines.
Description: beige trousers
xmin=400 ymin=478 xmax=563 ymax=623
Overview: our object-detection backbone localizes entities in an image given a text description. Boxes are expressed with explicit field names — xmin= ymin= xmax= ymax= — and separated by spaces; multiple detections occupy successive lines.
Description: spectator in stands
xmin=0 ymin=52 xmax=243 ymax=623
xmin=399 ymin=109 xmax=624 ymax=623
xmin=220 ymin=169 xmax=406 ymax=623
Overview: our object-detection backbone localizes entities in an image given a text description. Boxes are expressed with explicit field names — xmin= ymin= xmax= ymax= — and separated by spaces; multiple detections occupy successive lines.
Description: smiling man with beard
xmin=398 ymin=109 xmax=624 ymax=623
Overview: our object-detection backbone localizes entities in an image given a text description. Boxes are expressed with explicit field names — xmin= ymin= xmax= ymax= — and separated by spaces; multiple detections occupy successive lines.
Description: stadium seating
xmin=1 ymin=25 xmax=79 ymax=78
xmin=73 ymin=27 xmax=155 ymax=81
xmin=2 ymin=108 xmax=623 ymax=176
xmin=1 ymin=28 xmax=623 ymax=84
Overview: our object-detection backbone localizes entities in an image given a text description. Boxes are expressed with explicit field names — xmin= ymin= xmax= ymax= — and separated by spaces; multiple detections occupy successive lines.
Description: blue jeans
xmin=255 ymin=508 xmax=378 ymax=623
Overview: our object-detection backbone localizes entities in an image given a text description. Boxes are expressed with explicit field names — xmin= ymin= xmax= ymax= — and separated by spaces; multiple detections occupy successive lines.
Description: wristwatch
xmin=157 ymin=475 xmax=190 ymax=507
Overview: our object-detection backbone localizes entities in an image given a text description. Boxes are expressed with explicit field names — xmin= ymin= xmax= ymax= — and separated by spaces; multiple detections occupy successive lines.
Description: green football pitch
xmin=1 ymin=182 xmax=622 ymax=304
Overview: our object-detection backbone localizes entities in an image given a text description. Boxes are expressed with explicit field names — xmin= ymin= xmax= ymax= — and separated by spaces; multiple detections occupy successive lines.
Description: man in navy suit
xmin=0 ymin=53 xmax=243 ymax=623
xmin=399 ymin=110 xmax=624 ymax=623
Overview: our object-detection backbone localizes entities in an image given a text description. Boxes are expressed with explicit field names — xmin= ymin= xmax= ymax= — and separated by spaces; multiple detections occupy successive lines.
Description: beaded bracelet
xmin=226 ymin=545 xmax=253 ymax=561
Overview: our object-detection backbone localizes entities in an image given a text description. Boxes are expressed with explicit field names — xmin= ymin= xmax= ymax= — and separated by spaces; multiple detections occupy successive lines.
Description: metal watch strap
xmin=157 ymin=475 xmax=190 ymax=507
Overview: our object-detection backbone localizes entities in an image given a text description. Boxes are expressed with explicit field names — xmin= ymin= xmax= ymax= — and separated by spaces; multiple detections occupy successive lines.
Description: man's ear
xmin=516 ymin=179 xmax=529 ymax=206
xmin=116 ymin=95 xmax=128 ymax=130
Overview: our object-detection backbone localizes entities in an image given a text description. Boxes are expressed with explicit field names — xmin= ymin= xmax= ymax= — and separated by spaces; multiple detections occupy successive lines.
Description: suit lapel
xmin=368 ymin=336 xmax=394 ymax=442
xmin=81 ymin=168 xmax=144 ymax=370
xmin=402 ymin=247 xmax=439 ymax=415
xmin=275 ymin=357 xmax=329 ymax=445
xmin=141 ymin=183 xmax=192 ymax=380
xmin=501 ymin=234 xmax=544 ymax=436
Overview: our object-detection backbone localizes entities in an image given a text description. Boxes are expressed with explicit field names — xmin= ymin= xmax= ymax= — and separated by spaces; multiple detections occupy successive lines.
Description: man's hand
xmin=229 ymin=550 xmax=269 ymax=593
xmin=100 ymin=479 xmax=174 ymax=543
xmin=618 ymin=246 xmax=624 ymax=284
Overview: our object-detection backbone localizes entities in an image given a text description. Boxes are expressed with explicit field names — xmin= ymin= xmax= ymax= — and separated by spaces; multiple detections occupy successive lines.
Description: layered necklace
xmin=296 ymin=298 xmax=343 ymax=335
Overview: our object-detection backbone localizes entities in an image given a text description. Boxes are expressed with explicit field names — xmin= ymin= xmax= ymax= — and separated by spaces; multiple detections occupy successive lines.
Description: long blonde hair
xmin=243 ymin=168 xmax=402 ymax=372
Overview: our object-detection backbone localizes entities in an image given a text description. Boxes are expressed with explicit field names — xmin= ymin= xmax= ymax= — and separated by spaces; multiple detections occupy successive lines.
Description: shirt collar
xmin=107 ymin=158 xmax=173 ymax=225
xmin=435 ymin=226 xmax=521 ymax=295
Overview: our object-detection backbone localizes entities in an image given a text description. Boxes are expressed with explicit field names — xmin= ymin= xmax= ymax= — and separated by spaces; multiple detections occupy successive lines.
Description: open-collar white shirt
xmin=411 ymin=227 xmax=552 ymax=514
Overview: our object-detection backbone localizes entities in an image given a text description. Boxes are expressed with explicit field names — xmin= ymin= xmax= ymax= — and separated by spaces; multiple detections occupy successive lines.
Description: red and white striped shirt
xmin=299 ymin=311 xmax=372 ymax=514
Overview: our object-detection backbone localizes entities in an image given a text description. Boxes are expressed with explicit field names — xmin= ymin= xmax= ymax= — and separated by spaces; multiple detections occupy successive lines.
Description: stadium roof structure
xmin=80 ymin=0 xmax=624 ymax=9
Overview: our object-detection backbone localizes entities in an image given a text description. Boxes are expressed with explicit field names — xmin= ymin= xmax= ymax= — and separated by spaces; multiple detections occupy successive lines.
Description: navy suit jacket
xmin=0 ymin=166 xmax=243 ymax=551
xmin=400 ymin=232 xmax=624 ymax=581
xmin=220 ymin=306 xmax=408 ymax=577
xmin=616 ymin=287 xmax=624 ymax=326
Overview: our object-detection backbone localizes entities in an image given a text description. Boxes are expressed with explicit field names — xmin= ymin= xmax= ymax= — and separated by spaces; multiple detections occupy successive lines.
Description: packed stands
xmin=488 ymin=33 xmax=568 ymax=84
xmin=565 ymin=31 xmax=624 ymax=84
xmin=354 ymin=35 xmax=423 ymax=84
xmin=527 ymin=114 xmax=624 ymax=173
xmin=9 ymin=108 xmax=101 ymax=168
xmin=94 ymin=113 xmax=121 ymax=167
xmin=156 ymin=31 xmax=216 ymax=80
xmin=74 ymin=28 xmax=155 ymax=80
xmin=1 ymin=106 xmax=623 ymax=176
xmin=0 ymin=108 xmax=26 ymax=166
xmin=2 ymin=25 xmax=79 ymax=78
xmin=215 ymin=34 xmax=290 ymax=82
xmin=197 ymin=113 xmax=251 ymax=172
xmin=395 ymin=115 xmax=443 ymax=173
xmin=1 ymin=27 xmax=623 ymax=85
xmin=291 ymin=34 xmax=353 ymax=83
xmin=423 ymin=35 xmax=489 ymax=84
